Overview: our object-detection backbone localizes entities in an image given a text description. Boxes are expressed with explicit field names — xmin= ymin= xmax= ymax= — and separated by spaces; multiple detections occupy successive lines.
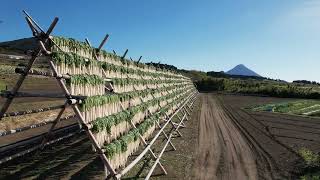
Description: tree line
xmin=196 ymin=78 xmax=320 ymax=99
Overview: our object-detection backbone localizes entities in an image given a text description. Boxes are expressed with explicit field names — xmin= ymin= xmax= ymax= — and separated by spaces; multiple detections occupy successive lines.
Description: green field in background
xmin=248 ymin=100 xmax=320 ymax=117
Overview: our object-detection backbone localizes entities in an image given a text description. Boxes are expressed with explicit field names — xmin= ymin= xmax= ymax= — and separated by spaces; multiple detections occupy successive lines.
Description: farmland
xmin=249 ymin=100 xmax=320 ymax=117
xmin=0 ymin=73 xmax=69 ymax=132
xmin=1 ymin=93 xmax=319 ymax=179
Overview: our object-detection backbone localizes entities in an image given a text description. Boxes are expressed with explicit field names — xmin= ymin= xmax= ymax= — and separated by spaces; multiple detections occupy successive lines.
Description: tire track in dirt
xmin=193 ymin=93 xmax=258 ymax=180
xmin=220 ymin=94 xmax=304 ymax=179
xmin=219 ymin=97 xmax=284 ymax=180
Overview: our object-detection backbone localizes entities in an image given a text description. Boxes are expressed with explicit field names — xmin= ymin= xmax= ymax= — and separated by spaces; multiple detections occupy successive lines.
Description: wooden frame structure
xmin=0 ymin=11 xmax=198 ymax=179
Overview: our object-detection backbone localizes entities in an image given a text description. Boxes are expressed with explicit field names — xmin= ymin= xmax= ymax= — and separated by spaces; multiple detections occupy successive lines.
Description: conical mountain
xmin=226 ymin=64 xmax=261 ymax=77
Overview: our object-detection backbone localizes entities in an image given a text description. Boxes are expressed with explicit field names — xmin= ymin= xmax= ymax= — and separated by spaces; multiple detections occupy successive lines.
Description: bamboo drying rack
xmin=0 ymin=11 xmax=198 ymax=179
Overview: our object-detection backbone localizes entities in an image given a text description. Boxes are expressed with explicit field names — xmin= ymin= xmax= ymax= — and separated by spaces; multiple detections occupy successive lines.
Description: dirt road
xmin=194 ymin=93 xmax=258 ymax=180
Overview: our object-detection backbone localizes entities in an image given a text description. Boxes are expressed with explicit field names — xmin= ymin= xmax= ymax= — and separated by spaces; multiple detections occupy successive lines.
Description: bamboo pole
xmin=1 ymin=105 xmax=65 ymax=118
xmin=128 ymin=119 xmax=167 ymax=175
xmin=0 ymin=16 xmax=58 ymax=119
xmin=40 ymin=101 xmax=68 ymax=149
xmin=116 ymin=116 xmax=171 ymax=178
xmin=85 ymin=37 xmax=112 ymax=94
xmin=121 ymin=49 xmax=128 ymax=60
xmin=25 ymin=17 xmax=39 ymax=36
xmin=0 ymin=115 xmax=76 ymax=137
xmin=145 ymin=113 xmax=187 ymax=180
xmin=0 ymin=91 xmax=66 ymax=98
xmin=15 ymin=67 xmax=71 ymax=79
xmin=116 ymin=92 xmax=194 ymax=179
xmin=148 ymin=110 xmax=176 ymax=150
xmin=155 ymin=121 xmax=177 ymax=149
xmin=145 ymin=134 xmax=172 ymax=180
xmin=98 ymin=34 xmax=109 ymax=50
xmin=164 ymin=113 xmax=183 ymax=137
xmin=72 ymin=105 xmax=116 ymax=176
xmin=176 ymin=113 xmax=186 ymax=128
xmin=137 ymin=56 xmax=142 ymax=63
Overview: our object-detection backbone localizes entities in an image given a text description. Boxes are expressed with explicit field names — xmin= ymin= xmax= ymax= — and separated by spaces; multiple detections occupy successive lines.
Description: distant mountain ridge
xmin=0 ymin=37 xmax=37 ymax=53
xmin=226 ymin=64 xmax=261 ymax=77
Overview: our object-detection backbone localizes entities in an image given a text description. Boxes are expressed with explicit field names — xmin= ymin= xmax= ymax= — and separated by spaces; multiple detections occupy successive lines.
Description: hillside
xmin=0 ymin=37 xmax=37 ymax=55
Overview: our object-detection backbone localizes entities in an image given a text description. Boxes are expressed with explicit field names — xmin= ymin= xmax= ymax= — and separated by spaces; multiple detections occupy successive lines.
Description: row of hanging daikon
xmin=49 ymin=36 xmax=196 ymax=170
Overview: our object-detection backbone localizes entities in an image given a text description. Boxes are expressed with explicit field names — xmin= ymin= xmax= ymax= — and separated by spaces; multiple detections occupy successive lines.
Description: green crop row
xmin=51 ymin=36 xmax=188 ymax=80
xmin=51 ymin=51 xmax=99 ymax=67
xmin=66 ymin=74 xmax=104 ymax=86
xmin=79 ymin=83 xmax=193 ymax=111
xmin=63 ymin=73 xmax=191 ymax=87
xmin=103 ymin=114 xmax=158 ymax=159
xmin=249 ymin=100 xmax=320 ymax=117
xmin=91 ymin=87 xmax=193 ymax=134
xmin=103 ymin=90 xmax=191 ymax=159
xmin=101 ymin=61 xmax=188 ymax=80
xmin=52 ymin=36 xmax=94 ymax=55
xmin=51 ymin=51 xmax=189 ymax=81
xmin=112 ymin=77 xmax=185 ymax=86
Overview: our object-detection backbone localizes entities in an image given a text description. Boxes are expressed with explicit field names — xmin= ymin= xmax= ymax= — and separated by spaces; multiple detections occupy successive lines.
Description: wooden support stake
xmin=2 ymin=104 xmax=65 ymax=118
xmin=25 ymin=17 xmax=39 ymax=36
xmin=138 ymin=56 xmax=142 ymax=63
xmin=176 ymin=114 xmax=186 ymax=127
xmin=183 ymin=106 xmax=191 ymax=116
xmin=146 ymin=107 xmax=176 ymax=150
xmin=145 ymin=133 xmax=172 ymax=180
xmin=85 ymin=38 xmax=112 ymax=86
xmin=145 ymin=101 xmax=189 ymax=180
xmin=40 ymin=101 xmax=68 ymax=149
xmin=121 ymin=49 xmax=128 ymax=59
xmin=121 ymin=98 xmax=169 ymax=173
xmin=164 ymin=114 xmax=183 ymax=137
xmin=0 ymin=115 xmax=76 ymax=137
xmin=0 ymin=91 xmax=66 ymax=98
xmin=23 ymin=10 xmax=45 ymax=33
xmin=156 ymin=121 xmax=177 ymax=149
xmin=116 ymin=92 xmax=194 ymax=179
xmin=128 ymin=119 xmax=167 ymax=175
xmin=98 ymin=34 xmax=109 ymax=50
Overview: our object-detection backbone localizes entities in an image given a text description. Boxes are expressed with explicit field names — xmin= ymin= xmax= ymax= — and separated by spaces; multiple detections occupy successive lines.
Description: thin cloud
xmin=290 ymin=0 xmax=320 ymax=17
xmin=271 ymin=1 xmax=320 ymax=32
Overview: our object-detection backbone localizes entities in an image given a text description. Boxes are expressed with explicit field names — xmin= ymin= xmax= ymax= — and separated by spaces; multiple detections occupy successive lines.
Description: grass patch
xmin=299 ymin=148 xmax=320 ymax=180
xmin=300 ymin=174 xmax=320 ymax=180
xmin=299 ymin=148 xmax=320 ymax=167
xmin=0 ymin=80 xmax=6 ymax=91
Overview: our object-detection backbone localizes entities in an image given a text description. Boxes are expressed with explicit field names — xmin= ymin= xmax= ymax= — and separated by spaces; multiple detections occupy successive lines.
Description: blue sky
xmin=1 ymin=0 xmax=320 ymax=82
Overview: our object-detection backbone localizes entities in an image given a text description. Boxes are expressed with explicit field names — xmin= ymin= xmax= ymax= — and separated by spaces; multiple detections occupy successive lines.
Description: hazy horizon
xmin=1 ymin=0 xmax=319 ymax=82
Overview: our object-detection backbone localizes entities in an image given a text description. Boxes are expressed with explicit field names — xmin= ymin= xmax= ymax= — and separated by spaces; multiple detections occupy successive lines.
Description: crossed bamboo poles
xmin=0 ymin=11 xmax=198 ymax=179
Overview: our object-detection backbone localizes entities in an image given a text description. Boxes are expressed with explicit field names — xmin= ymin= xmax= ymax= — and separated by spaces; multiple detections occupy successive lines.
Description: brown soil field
xmin=0 ymin=74 xmax=72 ymax=131
xmin=0 ymin=93 xmax=319 ymax=179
